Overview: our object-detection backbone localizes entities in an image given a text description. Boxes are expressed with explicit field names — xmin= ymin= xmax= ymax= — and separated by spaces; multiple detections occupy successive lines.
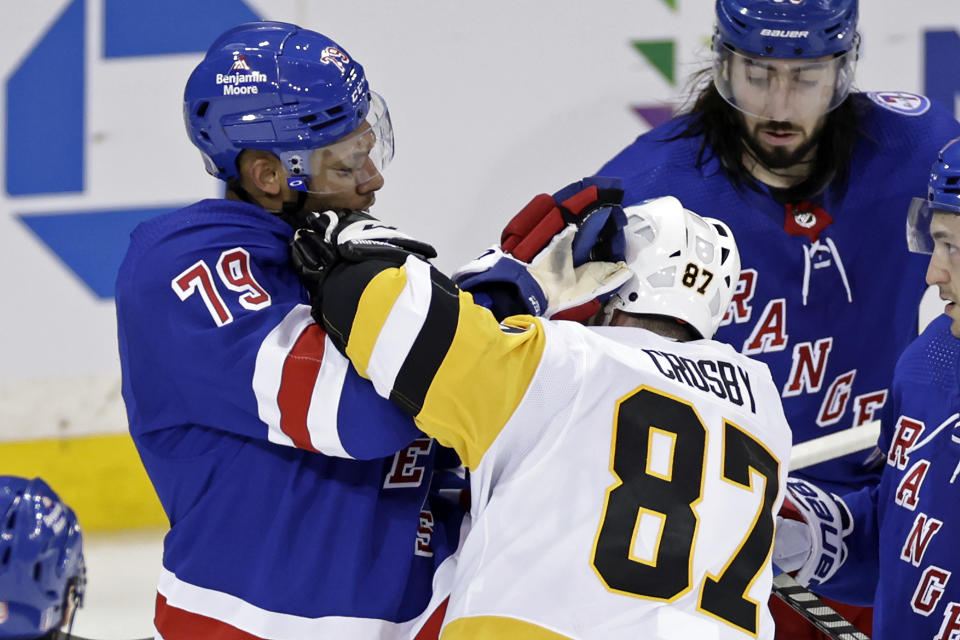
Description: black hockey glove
xmin=290 ymin=210 xmax=437 ymax=313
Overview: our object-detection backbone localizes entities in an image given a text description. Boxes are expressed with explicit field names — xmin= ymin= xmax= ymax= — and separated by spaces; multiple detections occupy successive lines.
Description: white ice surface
xmin=70 ymin=528 xmax=164 ymax=639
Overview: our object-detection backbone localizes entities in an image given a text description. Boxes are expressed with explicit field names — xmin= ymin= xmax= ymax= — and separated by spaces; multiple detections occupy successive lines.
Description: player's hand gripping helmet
xmin=907 ymin=137 xmax=960 ymax=254
xmin=0 ymin=477 xmax=85 ymax=639
xmin=184 ymin=21 xmax=393 ymax=195
xmin=603 ymin=197 xmax=741 ymax=340
xmin=713 ymin=0 xmax=860 ymax=120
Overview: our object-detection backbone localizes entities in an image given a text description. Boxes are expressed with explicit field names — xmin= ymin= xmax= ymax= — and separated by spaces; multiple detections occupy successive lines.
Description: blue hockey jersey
xmin=115 ymin=199 xmax=465 ymax=640
xmin=599 ymin=92 xmax=960 ymax=493
xmin=820 ymin=314 xmax=960 ymax=639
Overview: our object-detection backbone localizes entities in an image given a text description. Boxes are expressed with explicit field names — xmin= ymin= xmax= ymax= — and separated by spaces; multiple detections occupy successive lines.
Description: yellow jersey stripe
xmin=442 ymin=615 xmax=574 ymax=639
xmin=414 ymin=301 xmax=546 ymax=468
xmin=343 ymin=265 xmax=408 ymax=378
xmin=368 ymin=257 xmax=436 ymax=398
xmin=388 ymin=264 xmax=462 ymax=414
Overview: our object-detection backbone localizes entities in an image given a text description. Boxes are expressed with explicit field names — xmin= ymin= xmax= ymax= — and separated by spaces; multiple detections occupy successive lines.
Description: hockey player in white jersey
xmin=290 ymin=193 xmax=792 ymax=639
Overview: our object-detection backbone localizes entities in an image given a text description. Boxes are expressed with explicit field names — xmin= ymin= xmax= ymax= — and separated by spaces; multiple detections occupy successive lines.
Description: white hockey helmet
xmin=604 ymin=196 xmax=741 ymax=339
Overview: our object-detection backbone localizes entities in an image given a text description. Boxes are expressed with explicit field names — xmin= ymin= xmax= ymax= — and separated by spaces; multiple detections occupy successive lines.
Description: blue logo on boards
xmin=6 ymin=0 xmax=259 ymax=298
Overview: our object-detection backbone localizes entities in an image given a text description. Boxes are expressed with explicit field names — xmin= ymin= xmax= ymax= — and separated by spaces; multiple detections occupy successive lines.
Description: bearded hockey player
xmin=599 ymin=0 xmax=960 ymax=495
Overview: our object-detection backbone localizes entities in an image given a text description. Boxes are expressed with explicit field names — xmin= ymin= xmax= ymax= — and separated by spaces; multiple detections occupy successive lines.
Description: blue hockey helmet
xmin=715 ymin=0 xmax=858 ymax=59
xmin=907 ymin=138 xmax=960 ymax=254
xmin=0 ymin=477 xmax=85 ymax=638
xmin=184 ymin=21 xmax=394 ymax=193
xmin=713 ymin=0 xmax=860 ymax=120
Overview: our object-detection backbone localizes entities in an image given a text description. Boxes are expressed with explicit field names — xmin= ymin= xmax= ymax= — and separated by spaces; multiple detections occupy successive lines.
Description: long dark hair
xmin=671 ymin=68 xmax=869 ymax=202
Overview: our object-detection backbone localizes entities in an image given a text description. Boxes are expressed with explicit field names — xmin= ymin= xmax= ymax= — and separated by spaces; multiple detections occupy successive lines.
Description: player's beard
xmin=741 ymin=119 xmax=821 ymax=171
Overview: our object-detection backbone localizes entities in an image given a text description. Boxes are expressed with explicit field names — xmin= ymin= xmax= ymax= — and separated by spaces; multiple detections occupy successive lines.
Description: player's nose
xmin=357 ymin=158 xmax=384 ymax=194
xmin=926 ymin=258 xmax=950 ymax=287
xmin=763 ymin=87 xmax=796 ymax=122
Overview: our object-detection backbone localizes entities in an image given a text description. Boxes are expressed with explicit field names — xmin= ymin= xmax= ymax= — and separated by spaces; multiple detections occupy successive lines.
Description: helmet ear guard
xmin=604 ymin=197 xmax=741 ymax=340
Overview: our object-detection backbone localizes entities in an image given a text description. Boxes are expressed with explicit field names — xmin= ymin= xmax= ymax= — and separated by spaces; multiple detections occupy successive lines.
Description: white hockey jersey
xmin=322 ymin=255 xmax=793 ymax=640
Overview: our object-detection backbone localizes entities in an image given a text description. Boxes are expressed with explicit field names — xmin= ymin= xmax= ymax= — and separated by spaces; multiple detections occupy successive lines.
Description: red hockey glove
xmin=453 ymin=177 xmax=629 ymax=321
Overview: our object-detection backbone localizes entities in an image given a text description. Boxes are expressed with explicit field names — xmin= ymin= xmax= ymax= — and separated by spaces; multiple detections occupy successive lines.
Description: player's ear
xmin=243 ymin=152 xmax=285 ymax=197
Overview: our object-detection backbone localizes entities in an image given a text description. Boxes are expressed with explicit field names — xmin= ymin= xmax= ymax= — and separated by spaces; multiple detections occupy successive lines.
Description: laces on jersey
xmin=782 ymin=202 xmax=850 ymax=306
xmin=801 ymin=237 xmax=852 ymax=306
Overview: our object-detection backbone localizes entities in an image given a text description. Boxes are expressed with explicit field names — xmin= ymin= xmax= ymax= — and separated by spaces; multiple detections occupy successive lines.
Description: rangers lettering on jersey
xmin=937 ymin=603 xmax=960 ymax=639
xmin=852 ymin=390 xmax=888 ymax=427
xmin=895 ymin=460 xmax=931 ymax=511
xmin=911 ymin=566 xmax=951 ymax=615
xmin=900 ymin=513 xmax=943 ymax=567
xmin=384 ymin=438 xmax=434 ymax=488
xmin=817 ymin=370 xmax=856 ymax=427
xmin=741 ymin=299 xmax=788 ymax=355
xmin=888 ymin=416 xmax=926 ymax=469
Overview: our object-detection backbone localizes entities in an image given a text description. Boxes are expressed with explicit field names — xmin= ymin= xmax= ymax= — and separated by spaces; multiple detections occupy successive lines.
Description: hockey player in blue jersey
xmin=773 ymin=137 xmax=960 ymax=640
xmin=600 ymin=0 xmax=960 ymax=495
xmin=115 ymin=22 xmax=467 ymax=640
xmin=0 ymin=476 xmax=86 ymax=640
xmin=0 ymin=476 xmax=153 ymax=640
xmin=595 ymin=1 xmax=960 ymax=635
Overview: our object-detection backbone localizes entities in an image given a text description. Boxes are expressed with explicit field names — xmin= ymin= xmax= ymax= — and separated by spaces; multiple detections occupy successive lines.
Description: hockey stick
xmin=772 ymin=574 xmax=870 ymax=640
xmin=789 ymin=420 xmax=880 ymax=471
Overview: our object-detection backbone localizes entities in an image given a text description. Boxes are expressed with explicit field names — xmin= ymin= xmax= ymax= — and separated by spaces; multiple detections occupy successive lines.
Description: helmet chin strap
xmin=598 ymin=297 xmax=619 ymax=327
xmin=229 ymin=183 xmax=312 ymax=229
xmin=278 ymin=191 xmax=311 ymax=229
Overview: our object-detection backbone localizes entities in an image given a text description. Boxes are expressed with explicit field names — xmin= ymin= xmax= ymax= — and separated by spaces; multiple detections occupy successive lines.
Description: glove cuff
xmin=456 ymin=259 xmax=547 ymax=317
xmin=783 ymin=477 xmax=853 ymax=587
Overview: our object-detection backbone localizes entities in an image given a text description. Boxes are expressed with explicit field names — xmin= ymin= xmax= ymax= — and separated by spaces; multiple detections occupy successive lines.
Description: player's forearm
xmin=320 ymin=255 xmax=545 ymax=468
